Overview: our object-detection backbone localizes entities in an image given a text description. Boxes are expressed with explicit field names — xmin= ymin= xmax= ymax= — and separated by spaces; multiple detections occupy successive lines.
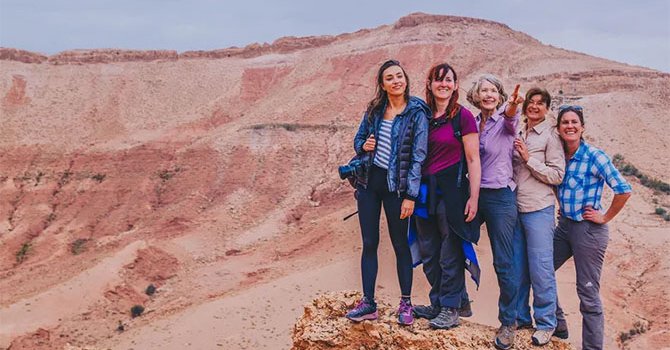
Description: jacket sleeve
xmin=354 ymin=113 xmax=370 ymax=155
xmin=405 ymin=110 xmax=429 ymax=200
xmin=499 ymin=102 xmax=520 ymax=135
xmin=526 ymin=128 xmax=565 ymax=185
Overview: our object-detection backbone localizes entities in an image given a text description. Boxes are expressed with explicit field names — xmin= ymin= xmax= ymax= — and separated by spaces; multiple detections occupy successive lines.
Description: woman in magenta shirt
xmin=412 ymin=63 xmax=481 ymax=330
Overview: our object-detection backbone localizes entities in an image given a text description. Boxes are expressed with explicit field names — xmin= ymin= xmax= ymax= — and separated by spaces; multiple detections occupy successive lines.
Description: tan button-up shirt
xmin=513 ymin=118 xmax=565 ymax=213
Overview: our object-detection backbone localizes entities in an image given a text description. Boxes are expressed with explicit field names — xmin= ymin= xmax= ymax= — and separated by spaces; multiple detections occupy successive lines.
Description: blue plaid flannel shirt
xmin=558 ymin=141 xmax=632 ymax=221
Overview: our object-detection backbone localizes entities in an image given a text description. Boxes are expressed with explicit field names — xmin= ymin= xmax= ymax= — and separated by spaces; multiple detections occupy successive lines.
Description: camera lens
xmin=338 ymin=165 xmax=352 ymax=180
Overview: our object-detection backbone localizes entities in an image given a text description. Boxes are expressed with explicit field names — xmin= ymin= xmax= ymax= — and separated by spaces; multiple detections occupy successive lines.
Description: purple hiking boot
xmin=397 ymin=298 xmax=414 ymax=326
xmin=346 ymin=297 xmax=378 ymax=322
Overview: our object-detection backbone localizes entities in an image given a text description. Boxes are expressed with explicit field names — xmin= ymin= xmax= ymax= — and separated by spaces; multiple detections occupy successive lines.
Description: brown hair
xmin=556 ymin=106 xmax=585 ymax=141
xmin=523 ymin=88 xmax=551 ymax=115
xmin=365 ymin=59 xmax=410 ymax=121
xmin=425 ymin=63 xmax=460 ymax=118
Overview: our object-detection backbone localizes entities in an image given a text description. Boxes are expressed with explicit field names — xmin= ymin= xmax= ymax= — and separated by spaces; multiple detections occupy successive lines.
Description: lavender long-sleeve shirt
xmin=475 ymin=103 xmax=520 ymax=190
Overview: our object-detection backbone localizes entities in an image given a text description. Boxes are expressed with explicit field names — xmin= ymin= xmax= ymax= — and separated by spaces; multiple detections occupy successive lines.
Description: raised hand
xmin=504 ymin=84 xmax=524 ymax=118
xmin=509 ymin=84 xmax=523 ymax=106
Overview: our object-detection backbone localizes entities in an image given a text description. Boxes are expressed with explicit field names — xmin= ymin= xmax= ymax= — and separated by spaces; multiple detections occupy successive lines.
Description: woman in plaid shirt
xmin=553 ymin=106 xmax=632 ymax=350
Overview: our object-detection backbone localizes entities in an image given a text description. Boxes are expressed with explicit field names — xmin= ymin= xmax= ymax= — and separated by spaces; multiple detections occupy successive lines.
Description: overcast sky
xmin=1 ymin=0 xmax=668 ymax=72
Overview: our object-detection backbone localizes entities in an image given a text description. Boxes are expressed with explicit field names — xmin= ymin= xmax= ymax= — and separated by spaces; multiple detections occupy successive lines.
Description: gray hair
xmin=466 ymin=74 xmax=509 ymax=110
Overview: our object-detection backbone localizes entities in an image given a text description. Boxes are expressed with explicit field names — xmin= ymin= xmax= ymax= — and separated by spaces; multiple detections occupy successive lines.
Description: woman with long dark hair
xmin=346 ymin=59 xmax=429 ymax=326
xmin=411 ymin=63 xmax=481 ymax=330
xmin=553 ymin=106 xmax=631 ymax=350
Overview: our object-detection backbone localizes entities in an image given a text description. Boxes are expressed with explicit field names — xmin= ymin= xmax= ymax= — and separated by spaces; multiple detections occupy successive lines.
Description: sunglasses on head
xmin=558 ymin=105 xmax=583 ymax=113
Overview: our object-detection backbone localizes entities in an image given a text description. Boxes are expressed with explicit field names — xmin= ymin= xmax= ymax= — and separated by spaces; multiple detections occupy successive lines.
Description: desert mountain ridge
xmin=1 ymin=12 xmax=667 ymax=74
xmin=2 ymin=13 xmax=538 ymax=64
xmin=1 ymin=12 xmax=668 ymax=350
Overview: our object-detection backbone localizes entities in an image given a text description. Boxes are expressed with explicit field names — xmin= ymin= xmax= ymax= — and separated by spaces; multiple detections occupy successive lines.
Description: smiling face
xmin=477 ymin=80 xmax=501 ymax=113
xmin=558 ymin=111 xmax=585 ymax=143
xmin=381 ymin=65 xmax=407 ymax=98
xmin=429 ymin=67 xmax=457 ymax=103
xmin=525 ymin=94 xmax=548 ymax=123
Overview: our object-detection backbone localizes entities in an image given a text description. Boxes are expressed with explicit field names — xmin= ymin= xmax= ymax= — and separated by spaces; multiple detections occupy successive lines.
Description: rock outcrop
xmin=292 ymin=292 xmax=574 ymax=350
xmin=47 ymin=49 xmax=178 ymax=64
xmin=393 ymin=12 xmax=511 ymax=30
xmin=0 ymin=48 xmax=48 ymax=63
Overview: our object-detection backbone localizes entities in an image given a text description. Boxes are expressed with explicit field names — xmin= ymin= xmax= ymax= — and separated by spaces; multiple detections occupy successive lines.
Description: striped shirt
xmin=373 ymin=119 xmax=394 ymax=169
xmin=558 ymin=141 xmax=632 ymax=221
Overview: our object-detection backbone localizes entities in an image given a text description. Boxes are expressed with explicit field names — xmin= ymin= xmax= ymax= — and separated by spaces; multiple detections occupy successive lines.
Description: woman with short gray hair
xmin=466 ymin=74 xmax=523 ymax=350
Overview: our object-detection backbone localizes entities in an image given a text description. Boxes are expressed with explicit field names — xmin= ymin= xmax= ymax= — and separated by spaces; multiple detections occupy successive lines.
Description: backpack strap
xmin=451 ymin=107 xmax=465 ymax=188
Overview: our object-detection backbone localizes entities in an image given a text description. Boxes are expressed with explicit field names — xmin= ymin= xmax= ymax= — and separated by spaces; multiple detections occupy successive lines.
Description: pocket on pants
xmin=583 ymin=221 xmax=609 ymax=249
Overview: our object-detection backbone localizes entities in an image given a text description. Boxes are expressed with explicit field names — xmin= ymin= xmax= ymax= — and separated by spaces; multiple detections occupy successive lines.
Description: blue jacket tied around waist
xmin=408 ymin=183 xmax=481 ymax=288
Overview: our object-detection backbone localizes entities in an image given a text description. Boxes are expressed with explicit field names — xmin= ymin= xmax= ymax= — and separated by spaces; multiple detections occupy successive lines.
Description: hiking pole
xmin=343 ymin=211 xmax=358 ymax=221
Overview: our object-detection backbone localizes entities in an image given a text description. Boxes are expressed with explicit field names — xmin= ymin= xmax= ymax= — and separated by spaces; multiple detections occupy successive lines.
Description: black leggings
xmin=356 ymin=165 xmax=412 ymax=300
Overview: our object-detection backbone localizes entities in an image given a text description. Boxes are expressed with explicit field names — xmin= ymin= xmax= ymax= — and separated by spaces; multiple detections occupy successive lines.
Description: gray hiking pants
xmin=554 ymin=217 xmax=609 ymax=350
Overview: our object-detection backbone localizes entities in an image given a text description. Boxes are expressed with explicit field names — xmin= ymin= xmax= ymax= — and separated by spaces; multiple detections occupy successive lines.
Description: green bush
xmin=16 ymin=243 xmax=31 ymax=263
xmin=158 ymin=167 xmax=181 ymax=181
xmin=655 ymin=207 xmax=667 ymax=215
xmin=91 ymin=173 xmax=106 ymax=183
xmin=71 ymin=238 xmax=89 ymax=255
xmin=613 ymin=154 xmax=670 ymax=194
xmin=131 ymin=305 xmax=145 ymax=318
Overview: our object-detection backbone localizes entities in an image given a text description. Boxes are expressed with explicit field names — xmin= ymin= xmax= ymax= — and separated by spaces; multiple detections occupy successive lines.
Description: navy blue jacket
xmin=354 ymin=96 xmax=430 ymax=200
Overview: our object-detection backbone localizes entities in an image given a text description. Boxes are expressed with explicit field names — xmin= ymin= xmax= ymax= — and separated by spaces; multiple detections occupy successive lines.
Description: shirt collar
xmin=571 ymin=140 xmax=587 ymax=161
xmin=476 ymin=109 xmax=503 ymax=123
xmin=529 ymin=118 xmax=552 ymax=135
xmin=490 ymin=113 xmax=503 ymax=122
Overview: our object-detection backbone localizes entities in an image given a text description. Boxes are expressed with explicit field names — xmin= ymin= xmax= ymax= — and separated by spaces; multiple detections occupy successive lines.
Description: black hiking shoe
xmin=413 ymin=304 xmax=441 ymax=319
xmin=553 ymin=319 xmax=569 ymax=339
xmin=459 ymin=301 xmax=473 ymax=318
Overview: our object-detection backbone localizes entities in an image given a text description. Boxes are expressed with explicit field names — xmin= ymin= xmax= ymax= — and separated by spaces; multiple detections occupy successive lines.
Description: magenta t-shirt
xmin=423 ymin=106 xmax=478 ymax=176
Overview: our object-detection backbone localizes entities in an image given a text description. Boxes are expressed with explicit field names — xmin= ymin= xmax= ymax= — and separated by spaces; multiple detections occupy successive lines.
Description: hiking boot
xmin=397 ymin=298 xmax=414 ymax=325
xmin=516 ymin=322 xmax=534 ymax=330
xmin=429 ymin=307 xmax=460 ymax=329
xmin=412 ymin=304 xmax=440 ymax=319
xmin=532 ymin=328 xmax=555 ymax=346
xmin=459 ymin=301 xmax=473 ymax=318
xmin=553 ymin=319 xmax=569 ymax=339
xmin=494 ymin=324 xmax=516 ymax=350
xmin=345 ymin=297 xmax=378 ymax=322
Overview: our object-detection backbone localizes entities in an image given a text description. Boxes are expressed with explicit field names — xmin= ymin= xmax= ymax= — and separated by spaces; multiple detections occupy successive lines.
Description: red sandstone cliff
xmin=1 ymin=12 xmax=668 ymax=350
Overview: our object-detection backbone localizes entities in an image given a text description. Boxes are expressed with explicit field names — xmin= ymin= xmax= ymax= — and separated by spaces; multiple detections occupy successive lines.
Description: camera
xmin=338 ymin=159 xmax=367 ymax=180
